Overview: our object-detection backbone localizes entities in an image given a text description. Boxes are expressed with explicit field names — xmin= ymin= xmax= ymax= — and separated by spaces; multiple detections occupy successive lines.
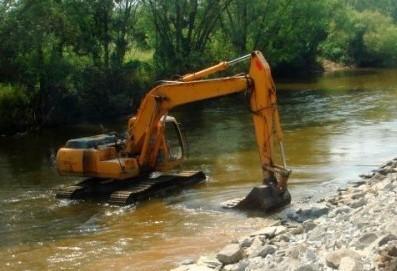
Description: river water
xmin=0 ymin=69 xmax=396 ymax=270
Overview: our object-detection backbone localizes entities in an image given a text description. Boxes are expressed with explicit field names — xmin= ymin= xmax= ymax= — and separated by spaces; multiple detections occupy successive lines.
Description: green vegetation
xmin=1 ymin=0 xmax=397 ymax=134
xmin=320 ymin=1 xmax=397 ymax=66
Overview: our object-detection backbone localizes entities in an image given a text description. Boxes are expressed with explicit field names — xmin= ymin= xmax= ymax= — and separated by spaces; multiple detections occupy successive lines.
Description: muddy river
xmin=0 ymin=68 xmax=396 ymax=270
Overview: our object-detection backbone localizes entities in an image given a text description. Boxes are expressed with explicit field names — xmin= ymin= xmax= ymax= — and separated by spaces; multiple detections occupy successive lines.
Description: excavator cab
xmin=163 ymin=116 xmax=186 ymax=161
xmin=156 ymin=116 xmax=186 ymax=170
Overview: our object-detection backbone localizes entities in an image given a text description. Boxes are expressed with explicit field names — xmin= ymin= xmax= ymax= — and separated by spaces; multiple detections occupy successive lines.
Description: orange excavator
xmin=56 ymin=51 xmax=291 ymax=211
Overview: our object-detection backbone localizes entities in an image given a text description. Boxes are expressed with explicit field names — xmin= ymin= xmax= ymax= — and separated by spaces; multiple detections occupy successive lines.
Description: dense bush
xmin=320 ymin=3 xmax=397 ymax=66
xmin=0 ymin=85 xmax=32 ymax=134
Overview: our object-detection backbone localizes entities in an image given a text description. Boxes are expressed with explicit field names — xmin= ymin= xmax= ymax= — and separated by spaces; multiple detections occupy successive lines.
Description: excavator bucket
xmin=235 ymin=184 xmax=291 ymax=212
xmin=222 ymin=167 xmax=291 ymax=212
xmin=222 ymin=183 xmax=291 ymax=212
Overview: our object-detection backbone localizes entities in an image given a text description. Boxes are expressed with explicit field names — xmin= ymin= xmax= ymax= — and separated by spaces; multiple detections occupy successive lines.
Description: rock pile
xmin=172 ymin=158 xmax=397 ymax=271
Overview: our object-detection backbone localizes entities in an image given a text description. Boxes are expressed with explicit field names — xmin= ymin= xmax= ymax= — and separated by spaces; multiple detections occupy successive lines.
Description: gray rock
xmin=383 ymin=182 xmax=395 ymax=191
xmin=371 ymin=173 xmax=386 ymax=182
xmin=326 ymin=252 xmax=340 ymax=269
xmin=352 ymin=180 xmax=367 ymax=187
xmin=339 ymin=256 xmax=363 ymax=271
xmin=377 ymin=166 xmax=393 ymax=175
xmin=302 ymin=220 xmax=317 ymax=232
xmin=216 ymin=244 xmax=243 ymax=265
xmin=351 ymin=191 xmax=366 ymax=200
xmin=288 ymin=205 xmax=329 ymax=222
xmin=274 ymin=225 xmax=287 ymax=236
xmin=295 ymin=264 xmax=316 ymax=271
xmin=307 ymin=225 xmax=328 ymax=241
xmin=245 ymin=256 xmax=266 ymax=270
xmin=176 ymin=159 xmax=397 ymax=271
xmin=238 ymin=236 xmax=254 ymax=248
xmin=171 ymin=264 xmax=215 ymax=271
xmin=328 ymin=206 xmax=352 ymax=218
xmin=359 ymin=172 xmax=374 ymax=179
xmin=378 ymin=240 xmax=397 ymax=270
xmin=353 ymin=233 xmax=378 ymax=249
xmin=222 ymin=264 xmax=239 ymax=271
xmin=389 ymin=246 xmax=397 ymax=257
xmin=327 ymin=197 xmax=339 ymax=206
xmin=250 ymin=226 xmax=286 ymax=239
xmin=276 ymin=234 xmax=290 ymax=242
xmin=245 ymin=238 xmax=263 ymax=258
xmin=291 ymin=225 xmax=304 ymax=235
xmin=258 ymin=245 xmax=276 ymax=257
xmin=380 ymin=160 xmax=394 ymax=168
xmin=305 ymin=248 xmax=317 ymax=262
xmin=325 ymin=249 xmax=360 ymax=269
xmin=275 ymin=249 xmax=286 ymax=257
xmin=385 ymin=222 xmax=397 ymax=236
xmin=197 ymin=255 xmax=222 ymax=270
xmin=348 ymin=198 xmax=367 ymax=209
xmin=378 ymin=234 xmax=397 ymax=247
xmin=385 ymin=240 xmax=397 ymax=256
xmin=180 ymin=259 xmax=195 ymax=265
xmin=222 ymin=260 xmax=248 ymax=271
xmin=287 ymin=246 xmax=300 ymax=259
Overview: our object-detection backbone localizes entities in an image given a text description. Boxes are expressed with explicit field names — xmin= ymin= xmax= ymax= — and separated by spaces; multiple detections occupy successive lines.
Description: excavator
xmin=56 ymin=51 xmax=291 ymax=211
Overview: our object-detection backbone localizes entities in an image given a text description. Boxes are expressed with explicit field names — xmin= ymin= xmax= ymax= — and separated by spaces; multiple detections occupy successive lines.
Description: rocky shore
xmin=172 ymin=158 xmax=397 ymax=271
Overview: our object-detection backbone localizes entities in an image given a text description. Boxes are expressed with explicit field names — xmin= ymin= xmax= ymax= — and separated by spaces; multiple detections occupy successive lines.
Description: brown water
xmin=0 ymin=68 xmax=396 ymax=270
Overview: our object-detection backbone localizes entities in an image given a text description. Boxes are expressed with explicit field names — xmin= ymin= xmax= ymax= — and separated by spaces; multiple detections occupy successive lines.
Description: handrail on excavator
xmin=181 ymin=53 xmax=251 ymax=82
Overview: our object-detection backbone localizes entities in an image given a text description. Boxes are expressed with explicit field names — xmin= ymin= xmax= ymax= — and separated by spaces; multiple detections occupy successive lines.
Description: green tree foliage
xmin=0 ymin=0 xmax=76 ymax=127
xmin=221 ymin=0 xmax=329 ymax=72
xmin=347 ymin=0 xmax=397 ymax=21
xmin=0 ymin=0 xmax=148 ymax=133
xmin=143 ymin=0 xmax=232 ymax=75
xmin=0 ymin=84 xmax=32 ymax=134
xmin=320 ymin=2 xmax=397 ymax=66
xmin=1 ymin=0 xmax=397 ymax=134
xmin=357 ymin=11 xmax=397 ymax=65
xmin=62 ymin=0 xmax=149 ymax=117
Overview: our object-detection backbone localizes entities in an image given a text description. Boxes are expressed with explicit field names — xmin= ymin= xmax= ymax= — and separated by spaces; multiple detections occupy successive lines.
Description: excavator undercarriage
xmin=56 ymin=170 xmax=206 ymax=205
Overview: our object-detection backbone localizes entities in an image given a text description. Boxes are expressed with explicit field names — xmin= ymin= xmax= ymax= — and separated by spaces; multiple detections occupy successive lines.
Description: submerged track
xmin=56 ymin=171 xmax=206 ymax=205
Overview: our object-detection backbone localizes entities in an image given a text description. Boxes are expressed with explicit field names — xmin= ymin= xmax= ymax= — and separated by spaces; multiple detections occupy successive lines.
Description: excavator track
xmin=56 ymin=171 xmax=206 ymax=205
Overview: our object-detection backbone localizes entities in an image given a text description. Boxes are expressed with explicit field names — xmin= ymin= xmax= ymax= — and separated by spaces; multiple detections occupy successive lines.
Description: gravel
xmin=172 ymin=158 xmax=397 ymax=271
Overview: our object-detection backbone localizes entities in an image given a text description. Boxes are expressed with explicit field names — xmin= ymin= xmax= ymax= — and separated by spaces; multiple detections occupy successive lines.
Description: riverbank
xmin=172 ymin=158 xmax=397 ymax=271
xmin=321 ymin=59 xmax=354 ymax=73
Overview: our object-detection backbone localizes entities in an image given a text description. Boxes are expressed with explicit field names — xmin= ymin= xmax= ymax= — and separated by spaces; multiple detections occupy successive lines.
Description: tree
xmin=144 ymin=0 xmax=232 ymax=75
xmin=220 ymin=0 xmax=330 ymax=72
xmin=0 ymin=0 xmax=76 ymax=126
xmin=347 ymin=0 xmax=397 ymax=21
xmin=320 ymin=2 xmax=397 ymax=66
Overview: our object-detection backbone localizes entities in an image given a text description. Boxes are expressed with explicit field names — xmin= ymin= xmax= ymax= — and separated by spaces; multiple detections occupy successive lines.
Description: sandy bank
xmin=172 ymin=158 xmax=397 ymax=271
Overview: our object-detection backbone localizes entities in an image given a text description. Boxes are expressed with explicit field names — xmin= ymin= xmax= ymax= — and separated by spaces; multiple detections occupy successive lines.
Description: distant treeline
xmin=1 ymin=0 xmax=397 ymax=134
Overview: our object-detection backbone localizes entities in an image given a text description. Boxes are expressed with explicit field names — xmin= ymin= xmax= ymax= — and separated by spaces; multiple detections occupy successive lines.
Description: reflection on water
xmin=0 ymin=69 xmax=396 ymax=270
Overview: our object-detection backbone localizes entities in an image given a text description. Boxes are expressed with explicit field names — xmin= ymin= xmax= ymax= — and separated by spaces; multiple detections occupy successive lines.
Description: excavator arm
xmin=127 ymin=51 xmax=290 ymax=190
xmin=126 ymin=76 xmax=248 ymax=163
